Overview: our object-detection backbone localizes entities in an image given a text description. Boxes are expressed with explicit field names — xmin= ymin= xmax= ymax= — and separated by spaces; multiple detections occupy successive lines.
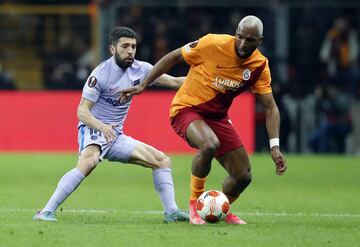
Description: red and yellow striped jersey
xmin=170 ymin=33 xmax=272 ymax=118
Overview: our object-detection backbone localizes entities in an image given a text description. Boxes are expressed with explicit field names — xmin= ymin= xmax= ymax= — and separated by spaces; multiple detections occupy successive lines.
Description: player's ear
xmin=235 ymin=28 xmax=239 ymax=36
xmin=258 ymin=36 xmax=264 ymax=45
xmin=109 ymin=44 xmax=116 ymax=55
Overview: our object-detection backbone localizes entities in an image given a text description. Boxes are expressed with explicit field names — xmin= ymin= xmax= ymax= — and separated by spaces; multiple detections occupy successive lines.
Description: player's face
xmin=110 ymin=37 xmax=137 ymax=69
xmin=235 ymin=26 xmax=262 ymax=59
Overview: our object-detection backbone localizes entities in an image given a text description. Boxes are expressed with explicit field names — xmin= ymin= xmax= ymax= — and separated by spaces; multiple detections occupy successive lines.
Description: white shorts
xmin=77 ymin=125 xmax=139 ymax=163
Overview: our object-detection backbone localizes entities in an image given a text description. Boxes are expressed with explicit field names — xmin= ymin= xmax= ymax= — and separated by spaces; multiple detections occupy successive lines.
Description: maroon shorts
xmin=170 ymin=108 xmax=243 ymax=157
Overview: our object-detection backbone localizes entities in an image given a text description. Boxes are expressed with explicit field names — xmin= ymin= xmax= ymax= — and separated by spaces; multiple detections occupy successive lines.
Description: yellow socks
xmin=190 ymin=174 xmax=240 ymax=204
xmin=190 ymin=174 xmax=206 ymax=201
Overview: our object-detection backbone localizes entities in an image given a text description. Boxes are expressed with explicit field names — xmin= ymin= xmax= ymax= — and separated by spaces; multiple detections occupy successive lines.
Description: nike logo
xmin=109 ymin=87 xmax=119 ymax=92
xmin=216 ymin=65 xmax=242 ymax=69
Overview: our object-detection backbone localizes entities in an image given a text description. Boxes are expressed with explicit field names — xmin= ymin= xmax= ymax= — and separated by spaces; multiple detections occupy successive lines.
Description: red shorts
xmin=170 ymin=108 xmax=243 ymax=157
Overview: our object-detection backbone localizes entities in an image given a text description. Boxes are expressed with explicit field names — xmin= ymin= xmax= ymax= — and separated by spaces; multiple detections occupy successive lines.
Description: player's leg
xmin=34 ymin=145 xmax=101 ymax=222
xmin=186 ymin=120 xmax=219 ymax=200
xmin=216 ymin=147 xmax=250 ymax=225
xmin=105 ymin=135 xmax=188 ymax=223
xmin=183 ymin=120 xmax=219 ymax=224
xmin=130 ymin=142 xmax=189 ymax=223
xmin=171 ymin=110 xmax=220 ymax=224
xmin=217 ymin=147 xmax=252 ymax=203
xmin=203 ymin=116 xmax=249 ymax=224
xmin=76 ymin=145 xmax=102 ymax=176
xmin=186 ymin=120 xmax=220 ymax=178
xmin=34 ymin=125 xmax=105 ymax=222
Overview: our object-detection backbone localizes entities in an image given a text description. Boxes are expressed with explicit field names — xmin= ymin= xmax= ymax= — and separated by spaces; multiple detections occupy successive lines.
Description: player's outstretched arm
xmin=154 ymin=75 xmax=185 ymax=89
xmin=256 ymin=93 xmax=287 ymax=176
xmin=77 ymin=98 xmax=117 ymax=143
xmin=119 ymin=48 xmax=184 ymax=102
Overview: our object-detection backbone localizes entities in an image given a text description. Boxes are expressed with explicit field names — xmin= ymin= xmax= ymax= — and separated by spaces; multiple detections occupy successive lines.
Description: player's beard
xmin=236 ymin=46 xmax=256 ymax=59
xmin=114 ymin=52 xmax=134 ymax=70
xmin=235 ymin=41 xmax=257 ymax=59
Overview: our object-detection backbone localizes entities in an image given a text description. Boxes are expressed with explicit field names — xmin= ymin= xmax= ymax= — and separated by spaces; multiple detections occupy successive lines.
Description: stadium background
xmin=0 ymin=1 xmax=359 ymax=247
xmin=1 ymin=0 xmax=360 ymax=155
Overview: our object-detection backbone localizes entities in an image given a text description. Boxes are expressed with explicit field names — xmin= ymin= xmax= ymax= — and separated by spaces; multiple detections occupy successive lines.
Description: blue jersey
xmin=79 ymin=56 xmax=153 ymax=133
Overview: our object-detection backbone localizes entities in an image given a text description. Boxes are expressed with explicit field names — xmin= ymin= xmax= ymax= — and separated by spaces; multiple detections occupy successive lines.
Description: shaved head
xmin=238 ymin=15 xmax=263 ymax=38
xmin=234 ymin=15 xmax=264 ymax=58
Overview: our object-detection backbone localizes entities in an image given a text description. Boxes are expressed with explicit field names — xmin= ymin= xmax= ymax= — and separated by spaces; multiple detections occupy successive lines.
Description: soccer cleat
xmin=189 ymin=200 xmax=206 ymax=225
xmin=164 ymin=209 xmax=190 ymax=223
xmin=224 ymin=212 xmax=247 ymax=225
xmin=33 ymin=210 xmax=57 ymax=222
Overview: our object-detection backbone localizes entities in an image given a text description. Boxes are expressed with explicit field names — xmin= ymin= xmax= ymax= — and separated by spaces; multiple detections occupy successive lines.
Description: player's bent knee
xmin=200 ymin=138 xmax=220 ymax=155
xmin=77 ymin=152 xmax=100 ymax=175
xmin=234 ymin=172 xmax=252 ymax=189
xmin=155 ymin=154 xmax=171 ymax=169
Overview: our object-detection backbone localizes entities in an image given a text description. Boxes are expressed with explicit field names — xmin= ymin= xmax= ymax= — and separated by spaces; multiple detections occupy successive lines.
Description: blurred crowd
xmin=37 ymin=14 xmax=93 ymax=90
xmin=1 ymin=3 xmax=360 ymax=154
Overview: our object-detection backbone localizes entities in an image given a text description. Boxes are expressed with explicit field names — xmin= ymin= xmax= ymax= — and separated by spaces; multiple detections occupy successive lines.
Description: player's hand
xmin=270 ymin=146 xmax=287 ymax=176
xmin=119 ymin=84 xmax=146 ymax=103
xmin=99 ymin=123 xmax=118 ymax=143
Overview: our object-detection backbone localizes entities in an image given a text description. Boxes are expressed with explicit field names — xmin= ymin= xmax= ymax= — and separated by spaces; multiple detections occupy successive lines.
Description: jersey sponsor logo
xmin=105 ymin=97 xmax=130 ymax=106
xmin=91 ymin=135 xmax=98 ymax=140
xmin=87 ymin=76 xmax=97 ymax=88
xmin=242 ymin=69 xmax=251 ymax=81
xmin=212 ymin=76 xmax=245 ymax=91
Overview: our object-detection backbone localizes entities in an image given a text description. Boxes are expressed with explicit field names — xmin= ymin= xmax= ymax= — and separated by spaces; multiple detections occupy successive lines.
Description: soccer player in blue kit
xmin=33 ymin=27 xmax=189 ymax=223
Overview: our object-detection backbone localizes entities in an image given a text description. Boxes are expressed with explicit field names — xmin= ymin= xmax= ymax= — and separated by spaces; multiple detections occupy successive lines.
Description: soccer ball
xmin=196 ymin=190 xmax=230 ymax=223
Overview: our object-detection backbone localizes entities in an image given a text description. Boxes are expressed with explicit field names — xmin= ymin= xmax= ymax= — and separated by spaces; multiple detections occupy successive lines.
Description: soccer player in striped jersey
xmin=120 ymin=16 xmax=288 ymax=225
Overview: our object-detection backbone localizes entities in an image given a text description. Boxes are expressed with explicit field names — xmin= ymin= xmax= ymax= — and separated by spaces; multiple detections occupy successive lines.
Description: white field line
xmin=1 ymin=208 xmax=360 ymax=218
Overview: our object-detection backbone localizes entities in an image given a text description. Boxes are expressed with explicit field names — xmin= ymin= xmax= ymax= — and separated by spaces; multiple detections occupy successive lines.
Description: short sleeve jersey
xmin=170 ymin=34 xmax=272 ymax=118
xmin=79 ymin=57 xmax=153 ymax=133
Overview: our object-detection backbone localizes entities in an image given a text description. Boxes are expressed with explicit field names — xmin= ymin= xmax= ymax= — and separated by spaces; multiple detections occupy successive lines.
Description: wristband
xmin=269 ymin=138 xmax=280 ymax=149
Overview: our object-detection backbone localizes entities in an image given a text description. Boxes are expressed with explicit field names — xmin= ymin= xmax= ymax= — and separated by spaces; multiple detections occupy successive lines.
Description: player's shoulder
xmin=201 ymin=33 xmax=233 ymax=44
xmin=132 ymin=59 xmax=152 ymax=69
xmin=91 ymin=57 xmax=113 ymax=76
xmin=131 ymin=59 xmax=153 ymax=73
xmin=86 ymin=57 xmax=114 ymax=87
xmin=254 ymin=49 xmax=268 ymax=59
xmin=251 ymin=49 xmax=269 ymax=65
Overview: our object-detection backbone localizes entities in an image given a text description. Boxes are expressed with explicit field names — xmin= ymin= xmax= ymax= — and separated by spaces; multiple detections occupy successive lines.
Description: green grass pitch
xmin=0 ymin=153 xmax=359 ymax=247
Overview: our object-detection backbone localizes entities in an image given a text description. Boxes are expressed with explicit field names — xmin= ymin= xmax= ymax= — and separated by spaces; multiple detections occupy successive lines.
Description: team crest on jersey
xmin=90 ymin=135 xmax=98 ymax=141
xmin=87 ymin=76 xmax=97 ymax=88
xmin=242 ymin=69 xmax=251 ymax=81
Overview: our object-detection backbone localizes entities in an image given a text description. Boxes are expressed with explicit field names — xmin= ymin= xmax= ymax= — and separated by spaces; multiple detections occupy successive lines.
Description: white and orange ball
xmin=196 ymin=190 xmax=230 ymax=223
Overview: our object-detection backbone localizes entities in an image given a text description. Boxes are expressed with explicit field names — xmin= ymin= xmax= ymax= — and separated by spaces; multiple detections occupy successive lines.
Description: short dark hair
xmin=109 ymin=26 xmax=137 ymax=45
